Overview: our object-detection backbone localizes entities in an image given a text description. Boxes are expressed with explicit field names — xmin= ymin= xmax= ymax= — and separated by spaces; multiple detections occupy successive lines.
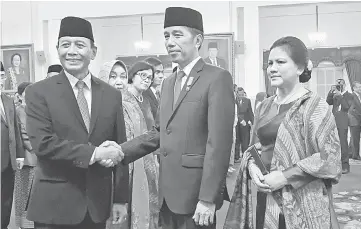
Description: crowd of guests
xmin=0 ymin=5 xmax=352 ymax=229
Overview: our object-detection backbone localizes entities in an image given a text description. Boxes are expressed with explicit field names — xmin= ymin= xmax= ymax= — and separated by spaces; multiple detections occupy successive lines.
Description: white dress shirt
xmin=176 ymin=56 xmax=202 ymax=89
xmin=64 ymin=70 xmax=92 ymax=114
xmin=150 ymin=86 xmax=158 ymax=99
xmin=0 ymin=95 xmax=5 ymax=119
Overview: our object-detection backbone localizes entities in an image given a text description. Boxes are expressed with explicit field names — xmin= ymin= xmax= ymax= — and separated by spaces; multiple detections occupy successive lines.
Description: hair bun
xmin=300 ymin=68 xmax=311 ymax=83
xmin=299 ymin=60 xmax=313 ymax=83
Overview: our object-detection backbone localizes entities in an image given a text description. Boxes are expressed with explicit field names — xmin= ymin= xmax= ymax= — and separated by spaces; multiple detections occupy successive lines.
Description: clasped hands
xmin=94 ymin=141 xmax=124 ymax=168
xmin=249 ymin=163 xmax=288 ymax=193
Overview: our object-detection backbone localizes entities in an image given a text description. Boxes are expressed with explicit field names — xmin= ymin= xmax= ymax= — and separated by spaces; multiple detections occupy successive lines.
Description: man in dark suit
xmin=235 ymin=87 xmax=254 ymax=161
xmin=104 ymin=7 xmax=234 ymax=229
xmin=326 ymin=79 xmax=353 ymax=174
xmin=143 ymin=57 xmax=164 ymax=120
xmin=25 ymin=17 xmax=129 ymax=229
xmin=203 ymin=42 xmax=226 ymax=70
xmin=348 ymin=81 xmax=361 ymax=161
xmin=1 ymin=61 xmax=25 ymax=229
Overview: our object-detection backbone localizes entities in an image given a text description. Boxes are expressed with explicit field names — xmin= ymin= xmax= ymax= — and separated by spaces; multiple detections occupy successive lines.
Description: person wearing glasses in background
xmin=123 ymin=61 xmax=160 ymax=229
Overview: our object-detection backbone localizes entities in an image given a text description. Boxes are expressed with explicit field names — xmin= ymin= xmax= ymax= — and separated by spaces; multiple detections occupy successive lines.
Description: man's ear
xmin=91 ymin=45 xmax=98 ymax=60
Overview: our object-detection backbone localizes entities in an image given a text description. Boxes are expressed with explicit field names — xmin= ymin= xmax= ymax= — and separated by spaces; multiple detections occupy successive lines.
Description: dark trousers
xmin=350 ymin=126 xmax=361 ymax=159
xmin=1 ymin=166 xmax=14 ymax=229
xmin=34 ymin=212 xmax=106 ymax=229
xmin=235 ymin=122 xmax=251 ymax=160
xmin=160 ymin=201 xmax=216 ymax=229
xmin=337 ymin=128 xmax=349 ymax=170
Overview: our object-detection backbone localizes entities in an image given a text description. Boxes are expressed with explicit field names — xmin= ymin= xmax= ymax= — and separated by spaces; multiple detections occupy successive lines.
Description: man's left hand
xmin=112 ymin=203 xmax=128 ymax=224
xmin=263 ymin=171 xmax=288 ymax=191
xmin=192 ymin=200 xmax=215 ymax=226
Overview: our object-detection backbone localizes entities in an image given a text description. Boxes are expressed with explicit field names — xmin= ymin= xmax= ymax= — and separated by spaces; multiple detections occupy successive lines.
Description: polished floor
xmin=8 ymin=161 xmax=361 ymax=229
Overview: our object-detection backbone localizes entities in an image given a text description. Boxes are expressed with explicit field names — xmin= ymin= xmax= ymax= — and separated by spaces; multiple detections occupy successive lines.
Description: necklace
xmin=129 ymin=88 xmax=143 ymax=103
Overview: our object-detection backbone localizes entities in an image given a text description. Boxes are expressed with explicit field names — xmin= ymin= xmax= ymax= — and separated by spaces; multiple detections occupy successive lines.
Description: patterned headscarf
xmin=98 ymin=60 xmax=128 ymax=84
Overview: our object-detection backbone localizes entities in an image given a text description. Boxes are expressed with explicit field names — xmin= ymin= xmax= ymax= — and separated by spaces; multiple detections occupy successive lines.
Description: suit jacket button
xmin=166 ymin=129 xmax=171 ymax=134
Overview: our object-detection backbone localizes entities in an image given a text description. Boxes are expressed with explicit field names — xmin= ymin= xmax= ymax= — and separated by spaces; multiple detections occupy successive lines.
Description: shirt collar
xmin=150 ymin=87 xmax=157 ymax=95
xmin=64 ymin=70 xmax=92 ymax=90
xmin=177 ymin=56 xmax=201 ymax=76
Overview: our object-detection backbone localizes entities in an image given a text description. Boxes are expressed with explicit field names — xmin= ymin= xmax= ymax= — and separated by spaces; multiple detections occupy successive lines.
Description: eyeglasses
xmin=136 ymin=73 xmax=153 ymax=81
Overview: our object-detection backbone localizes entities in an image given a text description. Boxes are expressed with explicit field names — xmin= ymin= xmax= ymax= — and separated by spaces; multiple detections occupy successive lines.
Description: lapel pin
xmin=186 ymin=77 xmax=194 ymax=91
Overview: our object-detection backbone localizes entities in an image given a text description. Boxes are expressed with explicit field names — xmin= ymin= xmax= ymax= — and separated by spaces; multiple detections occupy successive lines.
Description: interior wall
xmin=259 ymin=2 xmax=361 ymax=50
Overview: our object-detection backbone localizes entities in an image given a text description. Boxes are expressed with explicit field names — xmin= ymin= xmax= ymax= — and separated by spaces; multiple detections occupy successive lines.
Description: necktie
xmin=156 ymin=90 xmax=161 ymax=101
xmin=76 ymin=80 xmax=90 ymax=132
xmin=174 ymin=70 xmax=185 ymax=106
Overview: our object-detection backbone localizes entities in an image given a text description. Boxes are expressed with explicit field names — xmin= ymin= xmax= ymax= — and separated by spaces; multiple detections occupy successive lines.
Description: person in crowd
xmin=99 ymin=60 xmax=160 ymax=229
xmin=14 ymin=82 xmax=37 ymax=229
xmin=1 ymin=61 xmax=25 ymax=229
xmin=228 ymin=85 xmax=239 ymax=175
xmin=25 ymin=16 xmax=129 ymax=229
xmin=103 ymin=7 xmax=234 ymax=229
xmin=348 ymin=81 xmax=361 ymax=160
xmin=224 ymin=36 xmax=341 ymax=229
xmin=235 ymin=87 xmax=254 ymax=161
xmin=255 ymin=92 xmax=267 ymax=110
xmin=204 ymin=42 xmax=226 ymax=69
xmin=5 ymin=53 xmax=27 ymax=90
xmin=326 ymin=78 xmax=353 ymax=174
xmin=46 ymin=64 xmax=63 ymax=78
xmin=143 ymin=57 xmax=164 ymax=120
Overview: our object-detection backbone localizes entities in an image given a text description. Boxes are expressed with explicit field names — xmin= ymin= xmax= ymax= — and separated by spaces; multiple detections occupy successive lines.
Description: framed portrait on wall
xmin=199 ymin=33 xmax=235 ymax=78
xmin=1 ymin=44 xmax=35 ymax=92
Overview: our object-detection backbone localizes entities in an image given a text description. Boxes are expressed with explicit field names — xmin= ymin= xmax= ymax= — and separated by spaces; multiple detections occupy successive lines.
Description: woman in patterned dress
xmin=14 ymin=82 xmax=37 ymax=228
xmin=5 ymin=53 xmax=27 ymax=90
xmin=224 ymin=36 xmax=342 ymax=229
xmin=99 ymin=60 xmax=160 ymax=229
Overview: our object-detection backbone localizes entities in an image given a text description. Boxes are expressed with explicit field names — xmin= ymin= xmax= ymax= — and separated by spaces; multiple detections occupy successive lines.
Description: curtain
xmin=345 ymin=60 xmax=361 ymax=90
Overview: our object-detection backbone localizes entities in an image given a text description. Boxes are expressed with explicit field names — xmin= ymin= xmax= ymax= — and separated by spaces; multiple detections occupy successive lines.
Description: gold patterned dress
xmin=224 ymin=92 xmax=342 ymax=229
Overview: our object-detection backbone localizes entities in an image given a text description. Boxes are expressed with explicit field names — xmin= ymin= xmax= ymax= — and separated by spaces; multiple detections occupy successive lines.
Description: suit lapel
xmin=57 ymin=72 xmax=88 ymax=132
xmin=163 ymin=72 xmax=176 ymax=127
xmin=88 ymin=76 xmax=103 ymax=136
xmin=166 ymin=59 xmax=204 ymax=127
xmin=149 ymin=88 xmax=157 ymax=103
xmin=353 ymin=93 xmax=361 ymax=112
xmin=2 ymin=94 xmax=13 ymax=127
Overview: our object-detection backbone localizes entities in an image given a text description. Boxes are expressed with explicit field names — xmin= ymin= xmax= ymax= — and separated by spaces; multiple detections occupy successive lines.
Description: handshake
xmin=93 ymin=141 xmax=124 ymax=167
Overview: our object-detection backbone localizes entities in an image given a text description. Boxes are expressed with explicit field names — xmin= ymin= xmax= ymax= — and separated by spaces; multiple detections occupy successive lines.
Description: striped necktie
xmin=76 ymin=80 xmax=90 ymax=132
xmin=173 ymin=70 xmax=185 ymax=106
